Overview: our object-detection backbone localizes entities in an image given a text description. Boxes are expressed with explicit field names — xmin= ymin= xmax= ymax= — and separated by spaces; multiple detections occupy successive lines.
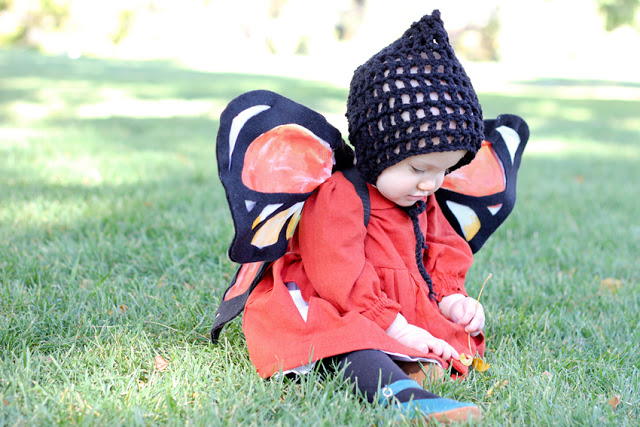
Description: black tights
xmin=325 ymin=349 xmax=439 ymax=403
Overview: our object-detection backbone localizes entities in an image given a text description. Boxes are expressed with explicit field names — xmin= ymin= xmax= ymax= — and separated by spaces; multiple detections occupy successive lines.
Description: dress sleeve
xmin=423 ymin=194 xmax=474 ymax=301
xmin=295 ymin=174 xmax=400 ymax=330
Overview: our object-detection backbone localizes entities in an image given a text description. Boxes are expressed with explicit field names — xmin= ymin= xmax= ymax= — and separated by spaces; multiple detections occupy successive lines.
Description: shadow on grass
xmin=480 ymin=93 xmax=640 ymax=148
xmin=38 ymin=116 xmax=223 ymax=154
xmin=4 ymin=48 xmax=639 ymax=151
xmin=0 ymin=48 xmax=347 ymax=112
xmin=1 ymin=166 xmax=234 ymax=342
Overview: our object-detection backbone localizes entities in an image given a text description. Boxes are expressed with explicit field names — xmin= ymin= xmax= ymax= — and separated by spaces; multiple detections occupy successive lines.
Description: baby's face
xmin=375 ymin=150 xmax=466 ymax=207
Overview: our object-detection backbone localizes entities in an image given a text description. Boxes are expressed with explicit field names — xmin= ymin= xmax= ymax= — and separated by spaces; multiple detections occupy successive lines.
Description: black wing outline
xmin=216 ymin=90 xmax=353 ymax=263
xmin=435 ymin=114 xmax=529 ymax=253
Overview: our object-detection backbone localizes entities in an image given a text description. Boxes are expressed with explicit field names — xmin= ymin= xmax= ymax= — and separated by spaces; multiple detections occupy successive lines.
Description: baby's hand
xmin=386 ymin=313 xmax=459 ymax=360
xmin=438 ymin=294 xmax=485 ymax=336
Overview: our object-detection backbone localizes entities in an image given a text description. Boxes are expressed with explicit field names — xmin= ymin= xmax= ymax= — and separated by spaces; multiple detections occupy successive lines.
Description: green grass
xmin=1 ymin=48 xmax=639 ymax=425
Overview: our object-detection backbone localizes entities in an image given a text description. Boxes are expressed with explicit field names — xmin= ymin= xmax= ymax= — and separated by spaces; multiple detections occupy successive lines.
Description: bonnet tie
xmin=403 ymin=201 xmax=437 ymax=301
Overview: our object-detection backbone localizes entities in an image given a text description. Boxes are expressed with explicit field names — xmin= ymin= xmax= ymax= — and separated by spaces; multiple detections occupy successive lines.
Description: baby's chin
xmin=395 ymin=196 xmax=426 ymax=207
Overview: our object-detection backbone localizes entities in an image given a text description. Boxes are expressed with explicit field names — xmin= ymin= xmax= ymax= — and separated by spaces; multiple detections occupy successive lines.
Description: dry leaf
xmin=459 ymin=353 xmax=473 ymax=366
xmin=600 ymin=278 xmax=623 ymax=294
xmin=118 ymin=304 xmax=128 ymax=313
xmin=472 ymin=357 xmax=490 ymax=372
xmin=607 ymin=395 xmax=621 ymax=410
xmin=154 ymin=355 xmax=169 ymax=372
xmin=2 ymin=399 xmax=9 ymax=406
xmin=485 ymin=379 xmax=509 ymax=397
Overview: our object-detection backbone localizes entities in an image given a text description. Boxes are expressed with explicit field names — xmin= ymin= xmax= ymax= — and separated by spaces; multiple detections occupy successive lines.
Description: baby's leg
xmin=328 ymin=349 xmax=437 ymax=402
xmin=327 ymin=349 xmax=481 ymax=422
xmin=396 ymin=360 xmax=445 ymax=385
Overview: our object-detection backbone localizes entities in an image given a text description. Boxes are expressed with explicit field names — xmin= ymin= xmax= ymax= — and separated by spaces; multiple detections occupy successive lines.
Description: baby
xmin=242 ymin=10 xmax=486 ymax=422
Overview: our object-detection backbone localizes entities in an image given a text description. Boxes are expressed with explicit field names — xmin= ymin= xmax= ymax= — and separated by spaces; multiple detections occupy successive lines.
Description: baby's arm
xmin=297 ymin=176 xmax=400 ymax=330
xmin=423 ymin=195 xmax=474 ymax=299
xmin=439 ymin=294 xmax=485 ymax=336
xmin=386 ymin=313 xmax=459 ymax=360
xmin=422 ymin=195 xmax=485 ymax=336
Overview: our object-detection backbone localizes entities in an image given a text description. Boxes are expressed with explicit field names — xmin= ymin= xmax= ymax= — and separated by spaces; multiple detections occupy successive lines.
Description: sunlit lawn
xmin=1 ymin=48 xmax=639 ymax=425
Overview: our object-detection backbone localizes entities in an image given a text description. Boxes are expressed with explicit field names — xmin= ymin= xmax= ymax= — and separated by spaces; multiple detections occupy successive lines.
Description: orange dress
xmin=243 ymin=171 xmax=484 ymax=378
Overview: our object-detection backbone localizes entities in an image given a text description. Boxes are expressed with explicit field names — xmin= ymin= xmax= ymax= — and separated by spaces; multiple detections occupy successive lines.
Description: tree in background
xmin=0 ymin=0 xmax=70 ymax=47
xmin=598 ymin=0 xmax=640 ymax=30
xmin=0 ymin=0 xmax=638 ymax=61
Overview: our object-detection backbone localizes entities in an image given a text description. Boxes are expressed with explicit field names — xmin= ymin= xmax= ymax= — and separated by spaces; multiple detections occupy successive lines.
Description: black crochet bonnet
xmin=346 ymin=10 xmax=484 ymax=184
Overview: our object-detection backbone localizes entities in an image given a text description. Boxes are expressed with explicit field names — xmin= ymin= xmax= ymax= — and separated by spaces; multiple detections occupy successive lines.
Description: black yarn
xmin=346 ymin=9 xmax=484 ymax=184
xmin=403 ymin=201 xmax=437 ymax=301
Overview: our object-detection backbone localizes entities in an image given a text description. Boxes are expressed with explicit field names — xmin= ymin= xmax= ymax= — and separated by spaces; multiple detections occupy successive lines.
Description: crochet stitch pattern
xmin=346 ymin=10 xmax=484 ymax=184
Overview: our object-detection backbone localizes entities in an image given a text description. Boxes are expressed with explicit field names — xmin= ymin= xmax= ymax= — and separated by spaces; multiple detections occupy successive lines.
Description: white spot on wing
xmin=245 ymin=200 xmax=256 ymax=212
xmin=446 ymin=200 xmax=480 ymax=240
xmin=496 ymin=125 xmax=520 ymax=164
xmin=229 ymin=105 xmax=270 ymax=169
xmin=488 ymin=204 xmax=502 ymax=215
xmin=256 ymin=203 xmax=282 ymax=221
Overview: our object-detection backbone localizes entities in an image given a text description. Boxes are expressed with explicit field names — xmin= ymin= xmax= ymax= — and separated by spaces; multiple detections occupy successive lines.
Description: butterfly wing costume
xmin=211 ymin=90 xmax=529 ymax=376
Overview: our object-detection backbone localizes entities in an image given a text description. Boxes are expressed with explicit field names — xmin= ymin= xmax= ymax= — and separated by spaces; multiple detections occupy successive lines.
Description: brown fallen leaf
xmin=154 ymin=355 xmax=169 ymax=372
xmin=118 ymin=304 xmax=128 ymax=313
xmin=459 ymin=353 xmax=473 ymax=366
xmin=600 ymin=278 xmax=623 ymax=294
xmin=3 ymin=399 xmax=9 ymax=406
xmin=485 ymin=379 xmax=509 ymax=397
xmin=472 ymin=357 xmax=490 ymax=372
xmin=607 ymin=395 xmax=621 ymax=410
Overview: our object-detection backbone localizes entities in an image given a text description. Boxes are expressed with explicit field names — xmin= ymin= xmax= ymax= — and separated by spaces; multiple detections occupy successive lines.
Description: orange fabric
xmin=224 ymin=262 xmax=263 ymax=301
xmin=242 ymin=124 xmax=333 ymax=193
xmin=441 ymin=141 xmax=505 ymax=196
xmin=243 ymin=172 xmax=484 ymax=378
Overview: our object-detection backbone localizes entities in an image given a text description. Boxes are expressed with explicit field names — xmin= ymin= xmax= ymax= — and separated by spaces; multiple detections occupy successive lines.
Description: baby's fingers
xmin=428 ymin=338 xmax=459 ymax=361
xmin=458 ymin=300 xmax=479 ymax=325
xmin=449 ymin=344 xmax=460 ymax=360
xmin=440 ymin=341 xmax=459 ymax=361
xmin=428 ymin=340 xmax=444 ymax=357
xmin=448 ymin=302 xmax=466 ymax=323
xmin=465 ymin=307 xmax=485 ymax=334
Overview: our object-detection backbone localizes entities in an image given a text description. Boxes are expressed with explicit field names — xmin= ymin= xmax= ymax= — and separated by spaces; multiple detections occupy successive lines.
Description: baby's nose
xmin=417 ymin=178 xmax=436 ymax=192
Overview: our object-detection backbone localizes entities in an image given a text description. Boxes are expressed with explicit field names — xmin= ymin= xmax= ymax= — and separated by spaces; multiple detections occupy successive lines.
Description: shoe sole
xmin=430 ymin=406 xmax=482 ymax=423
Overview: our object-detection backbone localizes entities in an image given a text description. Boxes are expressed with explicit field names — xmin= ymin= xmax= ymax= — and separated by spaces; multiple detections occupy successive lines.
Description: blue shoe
xmin=378 ymin=379 xmax=482 ymax=422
